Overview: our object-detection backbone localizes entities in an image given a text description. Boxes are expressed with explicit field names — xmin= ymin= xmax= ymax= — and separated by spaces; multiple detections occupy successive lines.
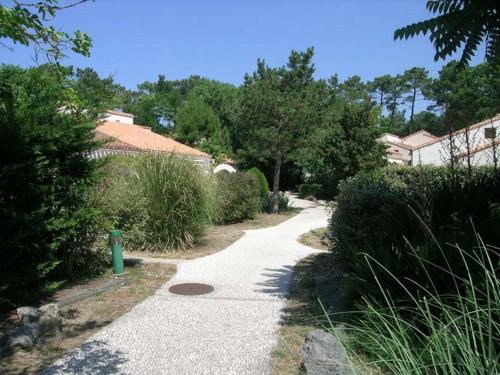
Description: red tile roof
xmin=95 ymin=121 xmax=211 ymax=159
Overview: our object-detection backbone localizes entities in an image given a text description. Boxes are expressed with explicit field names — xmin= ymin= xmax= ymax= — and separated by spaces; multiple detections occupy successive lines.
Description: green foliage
xmin=329 ymin=165 xmax=500 ymax=303
xmin=97 ymin=155 xmax=216 ymax=252
xmin=262 ymin=191 xmax=289 ymax=212
xmin=237 ymin=47 xmax=328 ymax=212
xmin=403 ymin=67 xmax=431 ymax=131
xmin=174 ymin=95 xmax=232 ymax=161
xmin=175 ymin=96 xmax=222 ymax=145
xmin=246 ymin=167 xmax=269 ymax=194
xmin=394 ymin=0 xmax=500 ymax=66
xmin=0 ymin=0 xmax=93 ymax=60
xmin=71 ymin=67 xmax=127 ymax=116
xmin=335 ymin=237 xmax=499 ymax=375
xmin=0 ymin=64 xmax=104 ymax=306
xmin=296 ymin=102 xmax=387 ymax=199
xmin=298 ymin=183 xmax=323 ymax=199
xmin=215 ymin=172 xmax=261 ymax=224
xmin=428 ymin=61 xmax=500 ymax=130
xmin=246 ymin=167 xmax=269 ymax=210
xmin=198 ymin=125 xmax=232 ymax=164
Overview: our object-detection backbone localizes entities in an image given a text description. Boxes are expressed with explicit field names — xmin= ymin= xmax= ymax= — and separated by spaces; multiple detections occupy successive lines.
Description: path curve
xmin=43 ymin=197 xmax=329 ymax=375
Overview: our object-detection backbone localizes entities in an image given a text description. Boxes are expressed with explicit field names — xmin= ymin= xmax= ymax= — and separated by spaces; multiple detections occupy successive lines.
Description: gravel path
xmin=43 ymin=197 xmax=328 ymax=375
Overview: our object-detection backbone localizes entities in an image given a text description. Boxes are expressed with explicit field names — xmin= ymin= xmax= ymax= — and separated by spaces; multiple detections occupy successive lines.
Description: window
xmin=485 ymin=127 xmax=496 ymax=139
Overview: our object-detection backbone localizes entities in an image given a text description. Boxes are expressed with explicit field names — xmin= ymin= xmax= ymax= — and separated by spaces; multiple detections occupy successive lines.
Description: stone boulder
xmin=301 ymin=330 xmax=358 ymax=375
xmin=37 ymin=303 xmax=62 ymax=341
xmin=1 ymin=303 xmax=62 ymax=356
xmin=16 ymin=306 xmax=40 ymax=324
xmin=1 ymin=323 xmax=39 ymax=355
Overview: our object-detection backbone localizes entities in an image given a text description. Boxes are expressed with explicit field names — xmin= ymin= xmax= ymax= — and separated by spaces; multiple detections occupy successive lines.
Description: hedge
xmin=329 ymin=165 xmax=500 ymax=303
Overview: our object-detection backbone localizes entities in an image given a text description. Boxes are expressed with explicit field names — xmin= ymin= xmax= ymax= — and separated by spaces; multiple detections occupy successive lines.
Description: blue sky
xmin=1 ymin=0 xmax=483 ymax=90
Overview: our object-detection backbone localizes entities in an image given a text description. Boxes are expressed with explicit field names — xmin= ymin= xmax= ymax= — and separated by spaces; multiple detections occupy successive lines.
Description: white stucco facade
xmin=103 ymin=110 xmax=134 ymax=124
xmin=381 ymin=114 xmax=500 ymax=168
xmin=411 ymin=114 xmax=500 ymax=167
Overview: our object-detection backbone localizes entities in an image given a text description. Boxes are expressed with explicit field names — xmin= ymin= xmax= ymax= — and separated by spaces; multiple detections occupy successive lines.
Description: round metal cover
xmin=169 ymin=283 xmax=214 ymax=296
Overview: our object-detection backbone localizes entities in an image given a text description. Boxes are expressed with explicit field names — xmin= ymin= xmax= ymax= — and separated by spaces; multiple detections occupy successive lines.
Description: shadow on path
xmin=41 ymin=340 xmax=128 ymax=375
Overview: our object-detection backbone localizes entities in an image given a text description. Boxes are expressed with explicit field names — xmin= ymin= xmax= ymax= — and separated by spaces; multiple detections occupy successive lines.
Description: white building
xmin=381 ymin=114 xmax=500 ymax=167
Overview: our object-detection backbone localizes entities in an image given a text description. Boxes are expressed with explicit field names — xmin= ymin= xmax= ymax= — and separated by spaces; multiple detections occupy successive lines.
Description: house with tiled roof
xmin=381 ymin=113 xmax=500 ymax=167
xmin=92 ymin=110 xmax=212 ymax=165
xmin=381 ymin=130 xmax=438 ymax=165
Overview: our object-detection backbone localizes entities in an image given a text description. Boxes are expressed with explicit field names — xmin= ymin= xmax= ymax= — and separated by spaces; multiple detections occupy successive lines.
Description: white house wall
xmin=412 ymin=116 xmax=500 ymax=167
xmin=104 ymin=113 xmax=134 ymax=124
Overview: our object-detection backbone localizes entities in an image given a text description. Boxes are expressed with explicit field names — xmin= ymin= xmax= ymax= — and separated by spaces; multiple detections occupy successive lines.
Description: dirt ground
xmin=297 ymin=227 xmax=328 ymax=251
xmin=0 ymin=262 xmax=175 ymax=375
xmin=125 ymin=209 xmax=301 ymax=260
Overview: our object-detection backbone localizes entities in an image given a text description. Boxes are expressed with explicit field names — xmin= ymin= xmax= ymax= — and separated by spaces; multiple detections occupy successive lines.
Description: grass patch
xmin=125 ymin=209 xmax=301 ymax=260
xmin=0 ymin=262 xmax=175 ymax=375
xmin=297 ymin=227 xmax=328 ymax=250
xmin=270 ymin=253 xmax=337 ymax=375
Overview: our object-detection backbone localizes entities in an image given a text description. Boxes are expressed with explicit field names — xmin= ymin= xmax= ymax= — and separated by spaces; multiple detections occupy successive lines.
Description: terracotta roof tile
xmin=95 ymin=121 xmax=211 ymax=158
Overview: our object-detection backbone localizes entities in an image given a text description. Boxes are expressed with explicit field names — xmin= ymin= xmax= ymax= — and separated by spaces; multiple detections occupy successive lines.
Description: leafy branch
xmin=0 ymin=0 xmax=93 ymax=60
xmin=394 ymin=0 xmax=499 ymax=66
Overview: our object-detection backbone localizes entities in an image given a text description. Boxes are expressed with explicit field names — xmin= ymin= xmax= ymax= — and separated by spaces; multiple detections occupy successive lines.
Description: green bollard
xmin=110 ymin=230 xmax=124 ymax=274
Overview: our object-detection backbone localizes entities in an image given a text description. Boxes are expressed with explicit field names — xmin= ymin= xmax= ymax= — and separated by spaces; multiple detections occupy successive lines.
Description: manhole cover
xmin=168 ymin=283 xmax=214 ymax=296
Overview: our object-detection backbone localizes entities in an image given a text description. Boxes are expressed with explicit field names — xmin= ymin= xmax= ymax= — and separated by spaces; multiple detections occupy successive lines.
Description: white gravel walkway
xmin=42 ymin=197 xmax=328 ymax=375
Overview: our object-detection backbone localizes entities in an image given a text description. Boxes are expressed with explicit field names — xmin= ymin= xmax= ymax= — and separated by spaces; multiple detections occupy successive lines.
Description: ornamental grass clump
xmin=135 ymin=154 xmax=216 ymax=251
xmin=97 ymin=154 xmax=216 ymax=252
xmin=331 ymin=234 xmax=499 ymax=375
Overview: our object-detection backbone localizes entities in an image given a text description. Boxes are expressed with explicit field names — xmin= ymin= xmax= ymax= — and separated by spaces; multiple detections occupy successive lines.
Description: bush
xmin=262 ymin=192 xmax=289 ymax=212
xmin=329 ymin=165 xmax=500 ymax=303
xmin=97 ymin=154 xmax=216 ymax=252
xmin=215 ymin=171 xmax=261 ymax=223
xmin=0 ymin=65 xmax=105 ymax=308
xmin=247 ymin=167 xmax=270 ymax=211
xmin=247 ymin=167 xmax=269 ymax=195
xmin=298 ymin=183 xmax=323 ymax=199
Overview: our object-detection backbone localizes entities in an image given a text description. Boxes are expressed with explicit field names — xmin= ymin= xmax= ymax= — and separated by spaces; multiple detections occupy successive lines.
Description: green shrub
xmin=262 ymin=192 xmax=289 ymax=212
xmin=247 ymin=167 xmax=269 ymax=195
xmin=247 ymin=167 xmax=271 ymax=211
xmin=298 ymin=183 xmax=323 ymax=199
xmin=329 ymin=165 xmax=500 ymax=303
xmin=334 ymin=236 xmax=499 ymax=375
xmin=0 ymin=65 xmax=105 ymax=307
xmin=97 ymin=154 xmax=216 ymax=252
xmin=215 ymin=171 xmax=261 ymax=223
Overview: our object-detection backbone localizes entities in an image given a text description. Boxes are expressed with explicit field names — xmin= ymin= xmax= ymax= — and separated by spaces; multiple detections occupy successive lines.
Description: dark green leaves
xmin=0 ymin=0 xmax=93 ymax=60
xmin=394 ymin=0 xmax=500 ymax=66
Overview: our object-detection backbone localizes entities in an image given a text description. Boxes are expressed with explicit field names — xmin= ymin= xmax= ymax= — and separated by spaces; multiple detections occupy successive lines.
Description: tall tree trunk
xmin=272 ymin=148 xmax=282 ymax=214
xmin=409 ymin=87 xmax=416 ymax=133
xmin=380 ymin=91 xmax=384 ymax=107
xmin=390 ymin=94 xmax=397 ymax=124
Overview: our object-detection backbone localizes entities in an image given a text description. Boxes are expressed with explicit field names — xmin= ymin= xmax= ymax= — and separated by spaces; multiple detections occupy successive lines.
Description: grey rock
xmin=38 ymin=303 xmax=62 ymax=341
xmin=38 ymin=303 xmax=59 ymax=319
xmin=16 ymin=306 xmax=40 ymax=324
xmin=3 ymin=323 xmax=39 ymax=354
xmin=301 ymin=330 xmax=358 ymax=375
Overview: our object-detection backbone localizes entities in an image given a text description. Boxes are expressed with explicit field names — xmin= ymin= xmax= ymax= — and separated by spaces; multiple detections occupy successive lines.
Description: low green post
xmin=110 ymin=229 xmax=124 ymax=274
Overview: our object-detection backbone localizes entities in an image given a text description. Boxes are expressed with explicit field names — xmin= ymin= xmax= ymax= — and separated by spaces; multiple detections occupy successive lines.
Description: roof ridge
xmin=413 ymin=113 xmax=500 ymax=150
